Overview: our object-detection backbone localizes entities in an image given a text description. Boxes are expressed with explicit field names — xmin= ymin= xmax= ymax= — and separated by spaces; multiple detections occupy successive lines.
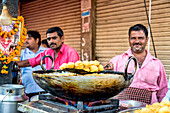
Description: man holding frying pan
xmin=17 ymin=27 xmax=79 ymax=100
xmin=17 ymin=27 xmax=79 ymax=70
xmin=104 ymin=24 xmax=168 ymax=104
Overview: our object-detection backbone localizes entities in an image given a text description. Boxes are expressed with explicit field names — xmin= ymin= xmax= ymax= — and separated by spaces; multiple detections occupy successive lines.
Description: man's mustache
xmin=133 ymin=43 xmax=142 ymax=46
xmin=50 ymin=43 xmax=57 ymax=46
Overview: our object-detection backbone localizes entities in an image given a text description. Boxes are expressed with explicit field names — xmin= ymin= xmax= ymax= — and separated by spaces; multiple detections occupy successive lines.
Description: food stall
xmin=16 ymin=56 xmax=148 ymax=113
xmin=1 ymin=0 xmax=168 ymax=112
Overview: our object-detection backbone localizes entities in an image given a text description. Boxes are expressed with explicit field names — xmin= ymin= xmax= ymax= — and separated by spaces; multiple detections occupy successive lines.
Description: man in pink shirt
xmin=104 ymin=24 xmax=168 ymax=104
xmin=17 ymin=27 xmax=79 ymax=70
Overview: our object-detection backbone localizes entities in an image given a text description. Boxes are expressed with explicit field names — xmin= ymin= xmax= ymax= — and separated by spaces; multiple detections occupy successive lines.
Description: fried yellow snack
xmin=89 ymin=60 xmax=100 ymax=66
xmin=160 ymin=100 xmax=170 ymax=106
xmin=90 ymin=65 xmax=98 ymax=72
xmin=83 ymin=67 xmax=90 ymax=72
xmin=159 ymin=106 xmax=170 ymax=113
xmin=67 ymin=62 xmax=75 ymax=68
xmin=60 ymin=60 xmax=104 ymax=73
xmin=83 ymin=61 xmax=90 ymax=68
xmin=75 ymin=61 xmax=84 ymax=69
xmin=135 ymin=100 xmax=170 ymax=113
xmin=59 ymin=63 xmax=67 ymax=70
xmin=98 ymin=64 xmax=104 ymax=71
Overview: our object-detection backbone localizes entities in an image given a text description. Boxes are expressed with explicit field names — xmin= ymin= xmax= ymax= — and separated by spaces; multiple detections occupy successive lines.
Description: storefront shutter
xmin=96 ymin=0 xmax=170 ymax=77
xmin=20 ymin=0 xmax=81 ymax=55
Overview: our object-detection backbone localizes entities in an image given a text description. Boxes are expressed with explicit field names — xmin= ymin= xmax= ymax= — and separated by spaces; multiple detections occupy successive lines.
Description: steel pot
xmin=0 ymin=84 xmax=27 ymax=113
xmin=119 ymin=100 xmax=147 ymax=110
xmin=32 ymin=56 xmax=137 ymax=102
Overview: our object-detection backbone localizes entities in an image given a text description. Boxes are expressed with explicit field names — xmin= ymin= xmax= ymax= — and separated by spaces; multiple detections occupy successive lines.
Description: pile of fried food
xmin=134 ymin=100 xmax=170 ymax=113
xmin=59 ymin=60 xmax=104 ymax=72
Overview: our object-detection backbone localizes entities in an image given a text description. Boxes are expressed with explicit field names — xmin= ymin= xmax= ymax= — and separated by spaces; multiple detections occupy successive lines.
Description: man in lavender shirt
xmin=17 ymin=27 xmax=79 ymax=70
xmin=104 ymin=24 xmax=168 ymax=104
xmin=19 ymin=31 xmax=47 ymax=101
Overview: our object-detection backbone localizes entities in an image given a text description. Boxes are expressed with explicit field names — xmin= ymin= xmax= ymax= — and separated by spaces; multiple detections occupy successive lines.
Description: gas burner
xmin=18 ymin=94 xmax=119 ymax=113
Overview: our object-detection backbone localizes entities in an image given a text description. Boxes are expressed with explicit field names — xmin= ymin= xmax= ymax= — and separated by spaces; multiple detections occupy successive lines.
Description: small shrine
xmin=0 ymin=0 xmax=27 ymax=84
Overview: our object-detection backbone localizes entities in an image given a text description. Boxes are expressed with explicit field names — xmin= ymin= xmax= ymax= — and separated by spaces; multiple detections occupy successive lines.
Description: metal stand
xmin=77 ymin=101 xmax=83 ymax=112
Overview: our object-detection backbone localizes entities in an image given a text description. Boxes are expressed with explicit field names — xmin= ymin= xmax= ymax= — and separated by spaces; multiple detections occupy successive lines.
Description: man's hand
xmin=18 ymin=79 xmax=23 ymax=85
xmin=16 ymin=60 xmax=30 ymax=67
xmin=104 ymin=62 xmax=114 ymax=70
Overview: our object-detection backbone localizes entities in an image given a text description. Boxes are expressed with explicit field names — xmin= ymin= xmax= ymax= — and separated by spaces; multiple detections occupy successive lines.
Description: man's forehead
xmin=47 ymin=32 xmax=59 ymax=37
xmin=130 ymin=30 xmax=145 ymax=36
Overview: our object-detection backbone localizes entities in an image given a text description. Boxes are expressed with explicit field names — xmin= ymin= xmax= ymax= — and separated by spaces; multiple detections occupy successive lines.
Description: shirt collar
xmin=25 ymin=47 xmax=32 ymax=53
xmin=59 ymin=43 xmax=65 ymax=53
xmin=124 ymin=48 xmax=157 ymax=68
xmin=25 ymin=46 xmax=45 ymax=53
xmin=124 ymin=48 xmax=156 ymax=60
xmin=38 ymin=46 xmax=46 ymax=51
xmin=144 ymin=50 xmax=157 ymax=61
xmin=124 ymin=49 xmax=157 ymax=68
xmin=124 ymin=48 xmax=134 ymax=56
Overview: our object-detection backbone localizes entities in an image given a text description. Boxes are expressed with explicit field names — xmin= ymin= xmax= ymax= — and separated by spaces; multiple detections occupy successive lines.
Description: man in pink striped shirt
xmin=17 ymin=27 xmax=79 ymax=70
xmin=104 ymin=24 xmax=168 ymax=104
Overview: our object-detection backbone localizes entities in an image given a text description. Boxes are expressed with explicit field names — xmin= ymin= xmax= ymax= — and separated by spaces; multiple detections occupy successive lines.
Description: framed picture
xmin=0 ymin=17 xmax=25 ymax=61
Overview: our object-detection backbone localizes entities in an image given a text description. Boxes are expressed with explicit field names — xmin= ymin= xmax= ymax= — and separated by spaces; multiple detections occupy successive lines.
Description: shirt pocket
xmin=140 ymin=66 xmax=159 ymax=86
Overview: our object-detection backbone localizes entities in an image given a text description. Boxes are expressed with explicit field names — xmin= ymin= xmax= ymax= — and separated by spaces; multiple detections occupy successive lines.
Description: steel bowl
xmin=119 ymin=100 xmax=147 ymax=110
xmin=32 ymin=56 xmax=137 ymax=102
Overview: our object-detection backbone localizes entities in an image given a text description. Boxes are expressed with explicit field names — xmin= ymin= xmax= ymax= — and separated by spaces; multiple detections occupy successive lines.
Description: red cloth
xmin=114 ymin=87 xmax=152 ymax=104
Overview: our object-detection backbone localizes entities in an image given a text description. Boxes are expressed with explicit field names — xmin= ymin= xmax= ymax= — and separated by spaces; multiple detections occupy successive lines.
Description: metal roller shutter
xmin=96 ymin=0 xmax=170 ymax=76
xmin=20 ymin=0 xmax=81 ymax=55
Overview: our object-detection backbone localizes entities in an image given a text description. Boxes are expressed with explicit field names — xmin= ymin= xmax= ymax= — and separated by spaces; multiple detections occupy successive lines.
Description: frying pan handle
xmin=40 ymin=55 xmax=54 ymax=71
xmin=124 ymin=56 xmax=137 ymax=81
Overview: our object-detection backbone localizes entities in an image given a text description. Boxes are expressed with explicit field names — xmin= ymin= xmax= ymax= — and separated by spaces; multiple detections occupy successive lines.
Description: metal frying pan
xmin=32 ymin=55 xmax=137 ymax=102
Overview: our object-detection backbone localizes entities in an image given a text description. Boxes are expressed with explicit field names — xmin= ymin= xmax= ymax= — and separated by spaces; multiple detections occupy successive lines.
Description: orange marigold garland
xmin=0 ymin=16 xmax=27 ymax=74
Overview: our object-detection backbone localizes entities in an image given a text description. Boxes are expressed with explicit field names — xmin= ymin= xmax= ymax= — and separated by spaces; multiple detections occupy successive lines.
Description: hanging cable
xmin=147 ymin=0 xmax=151 ymax=52
xmin=144 ymin=0 xmax=157 ymax=58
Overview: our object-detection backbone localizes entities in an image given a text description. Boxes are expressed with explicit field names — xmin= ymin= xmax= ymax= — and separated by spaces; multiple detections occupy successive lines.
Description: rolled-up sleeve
xmin=28 ymin=52 xmax=45 ymax=68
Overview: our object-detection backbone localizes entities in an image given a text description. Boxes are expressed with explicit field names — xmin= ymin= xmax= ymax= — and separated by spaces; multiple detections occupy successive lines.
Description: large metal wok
xmin=32 ymin=56 xmax=137 ymax=102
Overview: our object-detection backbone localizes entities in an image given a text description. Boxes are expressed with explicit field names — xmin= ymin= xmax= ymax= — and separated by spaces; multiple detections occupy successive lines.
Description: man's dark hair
xmin=129 ymin=24 xmax=148 ymax=38
xmin=42 ymin=39 xmax=50 ymax=48
xmin=46 ymin=27 xmax=64 ymax=38
xmin=27 ymin=31 xmax=41 ymax=46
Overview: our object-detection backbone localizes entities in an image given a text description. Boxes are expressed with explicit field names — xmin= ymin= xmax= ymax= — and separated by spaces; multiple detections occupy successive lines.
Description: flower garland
xmin=0 ymin=16 xmax=27 ymax=74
